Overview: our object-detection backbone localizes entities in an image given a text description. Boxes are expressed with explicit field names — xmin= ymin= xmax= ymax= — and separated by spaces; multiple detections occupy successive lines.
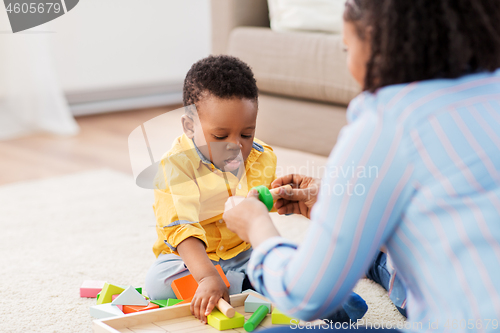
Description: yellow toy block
xmin=271 ymin=308 xmax=296 ymax=325
xmin=207 ymin=308 xmax=244 ymax=330
xmin=96 ymin=283 xmax=125 ymax=305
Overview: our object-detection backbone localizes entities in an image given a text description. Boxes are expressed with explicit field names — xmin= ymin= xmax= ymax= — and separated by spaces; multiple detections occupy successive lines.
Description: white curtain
xmin=0 ymin=14 xmax=79 ymax=141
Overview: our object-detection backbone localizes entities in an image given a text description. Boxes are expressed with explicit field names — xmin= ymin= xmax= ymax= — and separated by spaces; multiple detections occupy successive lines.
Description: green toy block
xmin=135 ymin=287 xmax=142 ymax=294
xmin=150 ymin=298 xmax=181 ymax=308
xmin=271 ymin=308 xmax=296 ymax=325
xmin=96 ymin=283 xmax=125 ymax=305
xmin=96 ymin=292 xmax=100 ymax=301
xmin=150 ymin=299 xmax=168 ymax=307
xmin=207 ymin=308 xmax=244 ymax=330
xmin=166 ymin=298 xmax=184 ymax=306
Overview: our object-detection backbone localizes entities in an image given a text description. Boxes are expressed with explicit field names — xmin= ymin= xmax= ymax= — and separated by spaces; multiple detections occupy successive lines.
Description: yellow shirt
xmin=152 ymin=134 xmax=277 ymax=261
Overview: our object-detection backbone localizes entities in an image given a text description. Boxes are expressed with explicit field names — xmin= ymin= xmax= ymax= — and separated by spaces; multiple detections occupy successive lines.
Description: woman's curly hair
xmin=183 ymin=55 xmax=258 ymax=108
xmin=344 ymin=0 xmax=500 ymax=92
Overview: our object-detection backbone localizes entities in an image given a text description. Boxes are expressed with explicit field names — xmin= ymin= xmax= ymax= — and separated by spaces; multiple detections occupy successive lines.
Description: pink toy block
xmin=80 ymin=280 xmax=106 ymax=298
xmin=112 ymin=294 xmax=120 ymax=301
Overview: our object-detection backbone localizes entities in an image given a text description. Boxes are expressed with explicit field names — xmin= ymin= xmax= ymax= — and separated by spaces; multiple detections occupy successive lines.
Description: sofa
xmin=210 ymin=0 xmax=361 ymax=156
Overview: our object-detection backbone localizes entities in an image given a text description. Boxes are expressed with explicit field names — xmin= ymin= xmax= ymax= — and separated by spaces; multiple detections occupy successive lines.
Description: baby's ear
xmin=181 ymin=114 xmax=195 ymax=139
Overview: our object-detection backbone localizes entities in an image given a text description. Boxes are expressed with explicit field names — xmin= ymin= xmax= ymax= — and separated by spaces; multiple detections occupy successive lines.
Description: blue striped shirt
xmin=247 ymin=70 xmax=500 ymax=332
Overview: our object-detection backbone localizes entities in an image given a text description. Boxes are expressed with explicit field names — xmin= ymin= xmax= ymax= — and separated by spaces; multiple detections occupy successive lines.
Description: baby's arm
xmin=177 ymin=237 xmax=229 ymax=324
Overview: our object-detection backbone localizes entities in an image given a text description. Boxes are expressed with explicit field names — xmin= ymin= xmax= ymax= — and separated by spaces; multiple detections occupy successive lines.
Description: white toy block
xmin=244 ymin=294 xmax=271 ymax=313
xmin=90 ymin=303 xmax=124 ymax=319
xmin=111 ymin=286 xmax=148 ymax=306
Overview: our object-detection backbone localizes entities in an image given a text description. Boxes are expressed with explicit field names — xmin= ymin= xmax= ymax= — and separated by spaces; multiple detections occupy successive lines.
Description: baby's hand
xmin=191 ymin=275 xmax=230 ymax=324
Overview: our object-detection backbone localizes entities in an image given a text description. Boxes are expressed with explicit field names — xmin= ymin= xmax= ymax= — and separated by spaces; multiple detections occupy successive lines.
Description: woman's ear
xmin=181 ymin=114 xmax=195 ymax=139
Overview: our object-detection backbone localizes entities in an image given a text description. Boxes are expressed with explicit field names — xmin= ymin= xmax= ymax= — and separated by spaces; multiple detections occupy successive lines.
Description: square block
xmin=244 ymin=294 xmax=271 ymax=313
xmin=122 ymin=302 xmax=160 ymax=314
xmin=80 ymin=280 xmax=106 ymax=298
xmin=207 ymin=308 xmax=244 ymax=330
xmin=171 ymin=265 xmax=230 ymax=300
xmin=272 ymin=308 xmax=296 ymax=325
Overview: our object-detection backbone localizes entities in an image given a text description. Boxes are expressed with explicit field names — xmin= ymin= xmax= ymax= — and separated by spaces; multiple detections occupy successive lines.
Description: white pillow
xmin=268 ymin=0 xmax=345 ymax=34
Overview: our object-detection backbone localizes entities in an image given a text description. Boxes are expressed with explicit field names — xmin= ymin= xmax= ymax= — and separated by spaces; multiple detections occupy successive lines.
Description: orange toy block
xmin=122 ymin=302 xmax=159 ymax=314
xmin=171 ymin=265 xmax=230 ymax=300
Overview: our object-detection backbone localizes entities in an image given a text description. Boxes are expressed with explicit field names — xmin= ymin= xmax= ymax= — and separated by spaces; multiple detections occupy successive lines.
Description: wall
xmin=48 ymin=0 xmax=211 ymax=114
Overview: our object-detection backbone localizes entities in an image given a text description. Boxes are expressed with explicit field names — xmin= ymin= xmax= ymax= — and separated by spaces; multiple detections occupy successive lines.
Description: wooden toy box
xmin=93 ymin=293 xmax=274 ymax=333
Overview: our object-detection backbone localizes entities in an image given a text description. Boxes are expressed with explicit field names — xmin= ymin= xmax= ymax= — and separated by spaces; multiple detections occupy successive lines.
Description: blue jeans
xmin=365 ymin=252 xmax=407 ymax=318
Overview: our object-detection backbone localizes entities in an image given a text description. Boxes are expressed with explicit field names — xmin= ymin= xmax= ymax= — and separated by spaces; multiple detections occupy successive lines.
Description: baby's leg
xmin=145 ymin=253 xmax=191 ymax=300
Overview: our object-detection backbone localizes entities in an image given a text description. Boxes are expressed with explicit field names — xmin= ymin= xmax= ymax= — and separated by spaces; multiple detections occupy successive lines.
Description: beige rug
xmin=0 ymin=148 xmax=404 ymax=332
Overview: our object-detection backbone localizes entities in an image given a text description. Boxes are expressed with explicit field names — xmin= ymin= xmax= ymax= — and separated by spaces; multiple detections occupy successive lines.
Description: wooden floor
xmin=0 ymin=105 xmax=182 ymax=186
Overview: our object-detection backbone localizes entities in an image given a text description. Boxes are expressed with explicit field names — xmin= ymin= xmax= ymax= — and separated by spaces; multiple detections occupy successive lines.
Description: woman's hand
xmin=272 ymin=174 xmax=321 ymax=218
xmin=223 ymin=190 xmax=279 ymax=247
xmin=191 ymin=275 xmax=229 ymax=324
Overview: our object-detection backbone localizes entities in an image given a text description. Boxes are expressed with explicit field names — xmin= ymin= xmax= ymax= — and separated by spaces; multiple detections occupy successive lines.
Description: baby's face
xmin=192 ymin=96 xmax=258 ymax=172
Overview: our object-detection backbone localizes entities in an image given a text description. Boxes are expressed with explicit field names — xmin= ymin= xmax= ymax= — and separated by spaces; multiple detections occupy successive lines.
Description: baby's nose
xmin=226 ymin=142 xmax=242 ymax=150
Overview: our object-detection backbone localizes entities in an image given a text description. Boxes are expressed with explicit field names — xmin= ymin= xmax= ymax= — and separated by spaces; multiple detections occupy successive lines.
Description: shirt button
xmin=219 ymin=246 xmax=224 ymax=251
xmin=238 ymin=184 xmax=242 ymax=189
xmin=219 ymin=219 xmax=223 ymax=223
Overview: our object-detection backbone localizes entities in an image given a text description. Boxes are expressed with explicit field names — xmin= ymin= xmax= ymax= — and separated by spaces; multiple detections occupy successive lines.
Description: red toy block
xmin=122 ymin=302 xmax=159 ymax=314
xmin=171 ymin=265 xmax=230 ymax=300
xmin=80 ymin=280 xmax=106 ymax=298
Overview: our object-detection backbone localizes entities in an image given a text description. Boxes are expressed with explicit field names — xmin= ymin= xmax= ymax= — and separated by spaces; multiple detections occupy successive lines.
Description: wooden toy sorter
xmin=94 ymin=292 xmax=276 ymax=333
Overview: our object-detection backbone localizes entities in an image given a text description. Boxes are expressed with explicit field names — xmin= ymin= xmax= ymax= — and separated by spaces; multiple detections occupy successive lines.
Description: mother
xmin=223 ymin=0 xmax=500 ymax=331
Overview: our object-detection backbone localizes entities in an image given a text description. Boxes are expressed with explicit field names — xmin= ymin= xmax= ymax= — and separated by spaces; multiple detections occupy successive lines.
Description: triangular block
xmin=150 ymin=299 xmax=168 ymax=307
xmin=96 ymin=283 xmax=125 ymax=305
xmin=244 ymin=294 xmax=271 ymax=313
xmin=90 ymin=303 xmax=124 ymax=319
xmin=168 ymin=298 xmax=185 ymax=306
xmin=112 ymin=286 xmax=148 ymax=306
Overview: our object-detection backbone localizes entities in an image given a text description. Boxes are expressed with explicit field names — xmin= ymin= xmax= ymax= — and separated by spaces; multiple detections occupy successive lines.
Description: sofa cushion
xmin=227 ymin=27 xmax=360 ymax=106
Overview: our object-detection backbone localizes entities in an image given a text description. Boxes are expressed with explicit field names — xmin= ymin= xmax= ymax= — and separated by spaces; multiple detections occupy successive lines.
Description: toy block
xmin=171 ymin=265 xmax=230 ymax=300
xmin=112 ymin=286 xmax=148 ymax=306
xmin=150 ymin=299 xmax=168 ymax=307
xmin=244 ymin=294 xmax=271 ymax=313
xmin=149 ymin=298 xmax=184 ymax=307
xmin=244 ymin=305 xmax=269 ymax=332
xmin=178 ymin=297 xmax=192 ymax=305
xmin=80 ymin=280 xmax=106 ymax=298
xmin=96 ymin=292 xmax=100 ymax=301
xmin=96 ymin=283 xmax=125 ymax=305
xmin=122 ymin=301 xmax=160 ymax=314
xmin=207 ymin=308 xmax=244 ymax=331
xmin=272 ymin=308 xmax=296 ymax=325
xmin=165 ymin=298 xmax=184 ymax=307
xmin=89 ymin=303 xmax=124 ymax=319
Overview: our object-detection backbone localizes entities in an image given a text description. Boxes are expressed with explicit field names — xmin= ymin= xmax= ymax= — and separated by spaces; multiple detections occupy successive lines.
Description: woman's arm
xmin=225 ymin=105 xmax=415 ymax=321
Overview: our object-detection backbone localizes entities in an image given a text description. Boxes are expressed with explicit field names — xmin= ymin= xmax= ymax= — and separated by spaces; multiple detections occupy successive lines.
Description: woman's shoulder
xmin=347 ymin=69 xmax=500 ymax=124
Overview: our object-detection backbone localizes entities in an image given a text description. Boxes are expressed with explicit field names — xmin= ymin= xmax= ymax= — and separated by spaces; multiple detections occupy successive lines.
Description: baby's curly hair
xmin=183 ymin=55 xmax=258 ymax=111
